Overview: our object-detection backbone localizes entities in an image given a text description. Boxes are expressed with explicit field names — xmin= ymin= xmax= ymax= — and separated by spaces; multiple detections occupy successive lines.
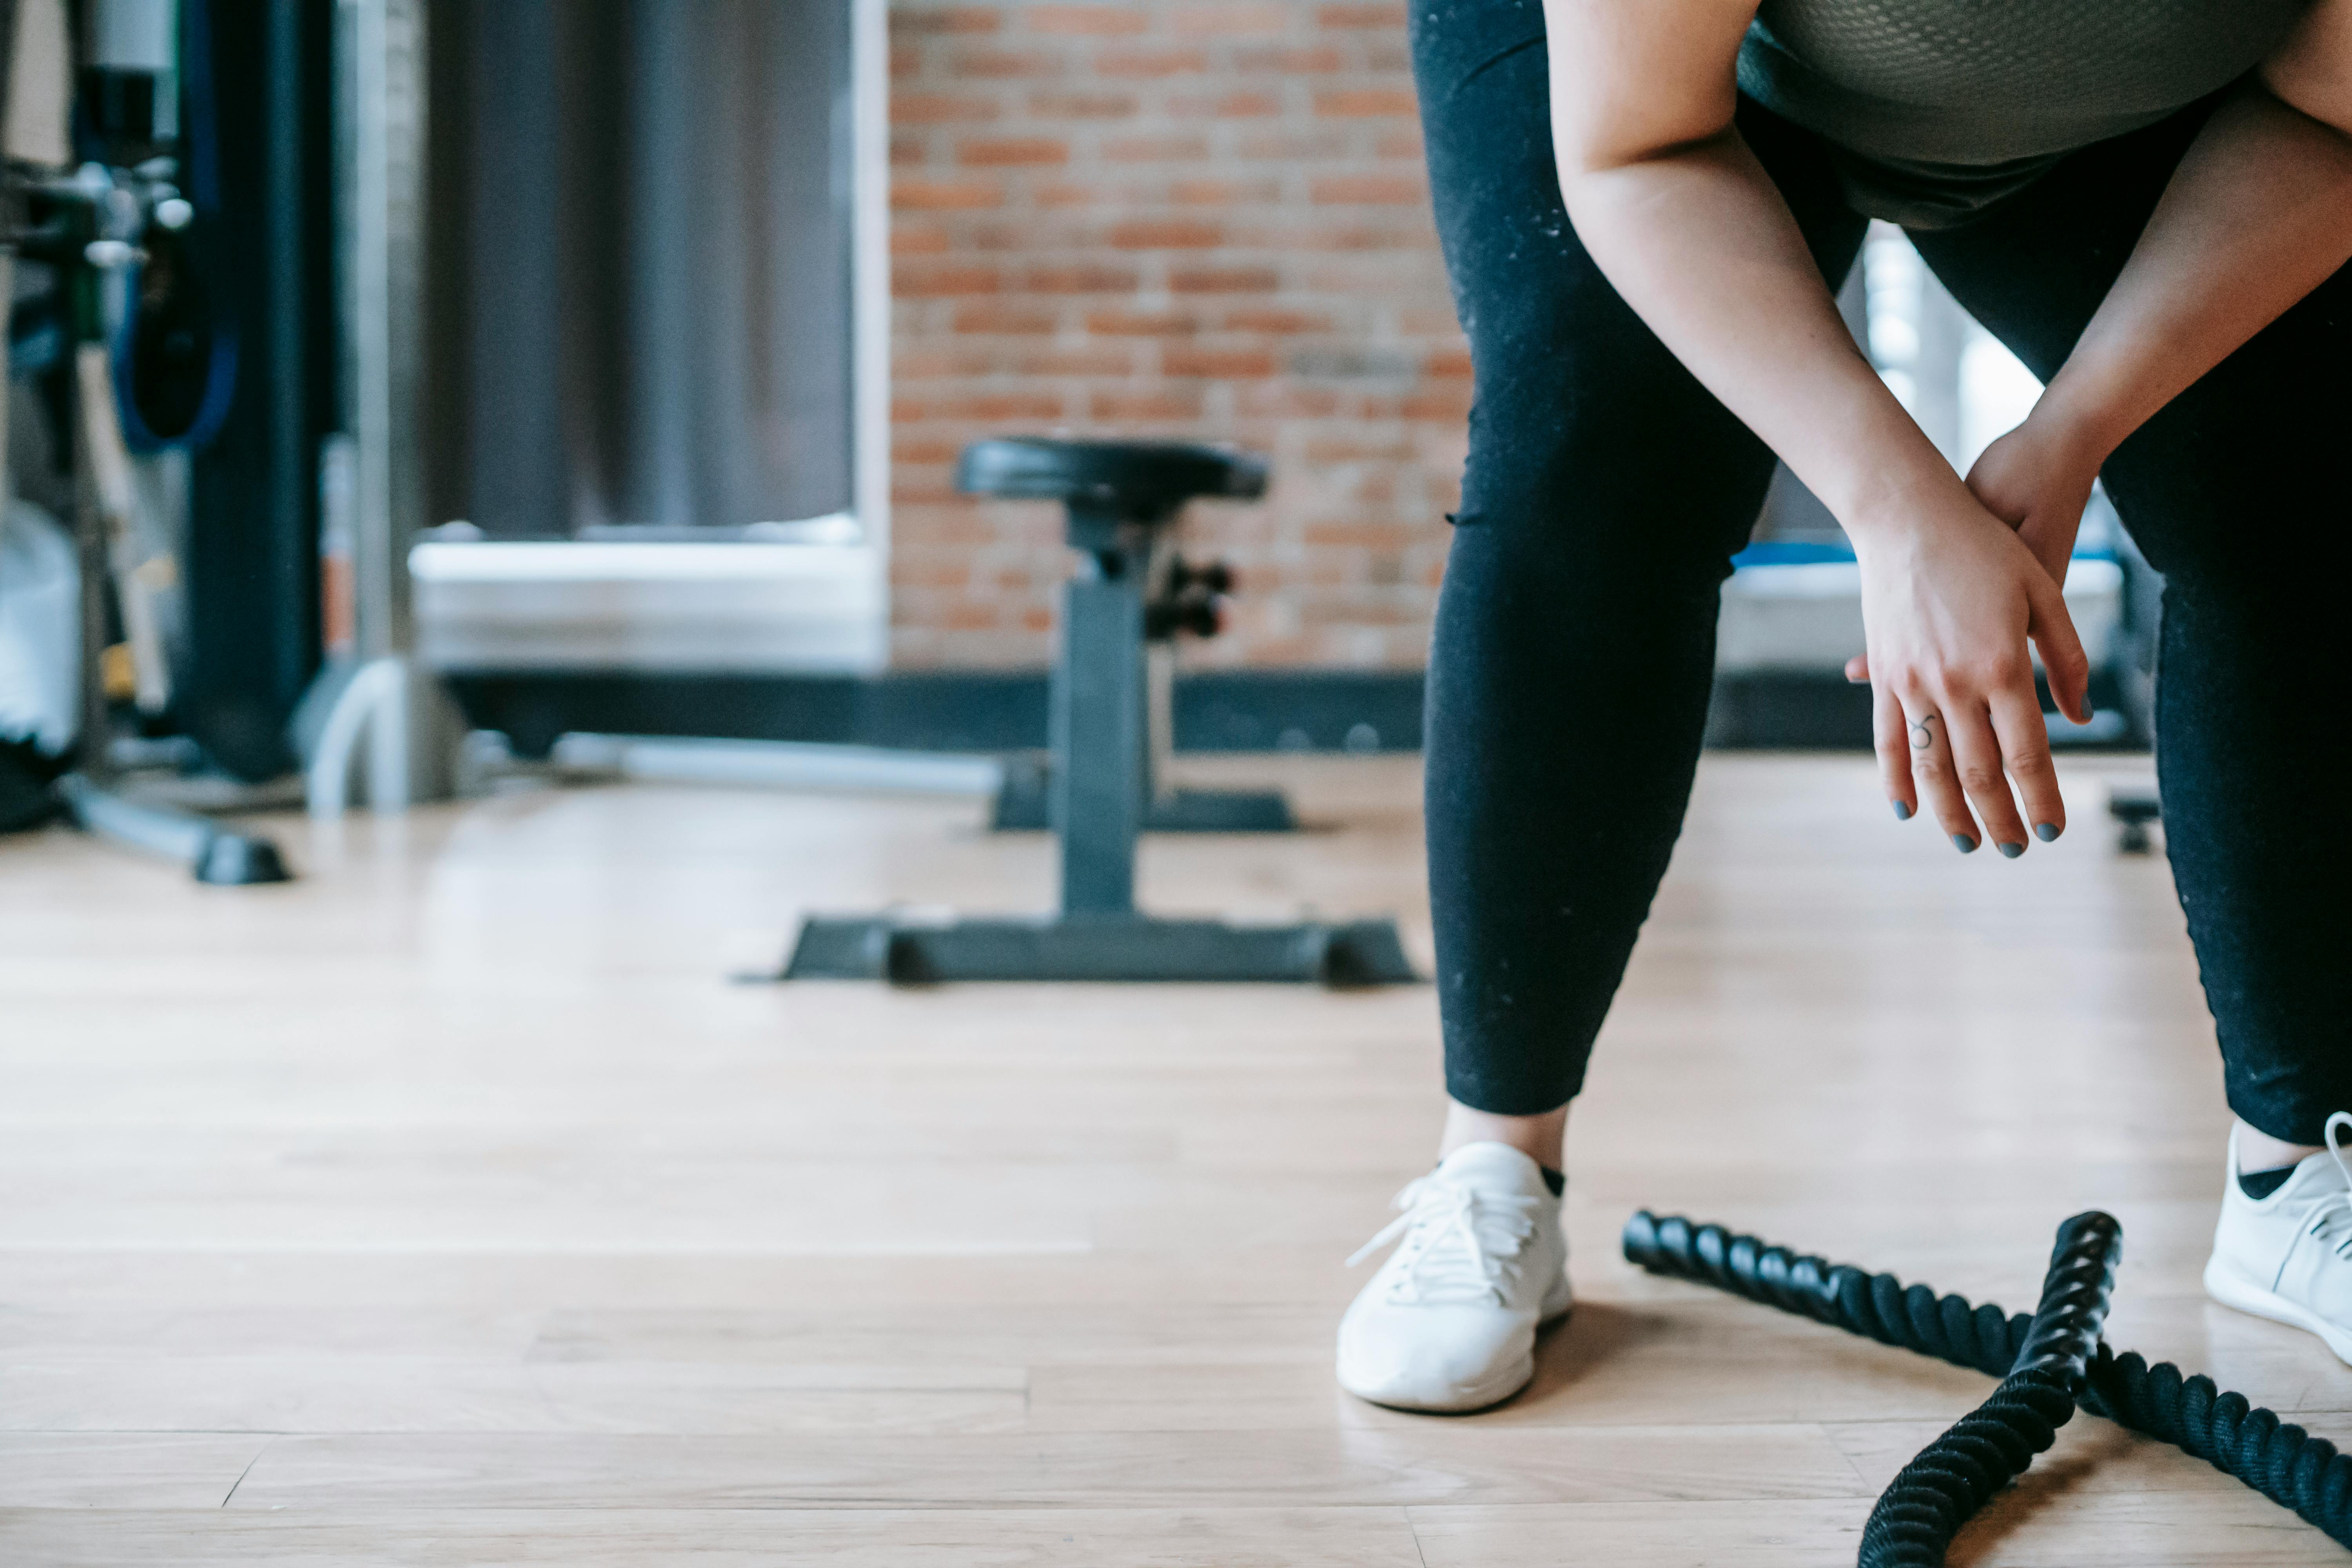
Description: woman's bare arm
xmin=1974 ymin=0 xmax=2352 ymax=580
xmin=1542 ymin=0 xmax=2087 ymax=853
xmin=1542 ymin=0 xmax=1948 ymax=531
xmin=2050 ymin=1 xmax=2352 ymax=457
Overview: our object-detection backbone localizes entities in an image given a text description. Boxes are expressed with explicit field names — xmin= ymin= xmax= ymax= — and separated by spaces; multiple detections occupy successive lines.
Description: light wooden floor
xmin=2 ymin=752 xmax=2343 ymax=1565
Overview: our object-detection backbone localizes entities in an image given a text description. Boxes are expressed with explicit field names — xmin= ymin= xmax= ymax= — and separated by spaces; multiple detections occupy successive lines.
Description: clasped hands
xmin=1842 ymin=410 xmax=2103 ymax=857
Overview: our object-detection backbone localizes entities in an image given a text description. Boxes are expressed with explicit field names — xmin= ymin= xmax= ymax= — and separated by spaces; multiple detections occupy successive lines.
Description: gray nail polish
xmin=1998 ymin=842 xmax=2024 ymax=858
xmin=1892 ymin=801 xmax=1912 ymax=821
xmin=1951 ymin=833 xmax=1978 ymax=854
xmin=2035 ymin=822 xmax=2060 ymax=842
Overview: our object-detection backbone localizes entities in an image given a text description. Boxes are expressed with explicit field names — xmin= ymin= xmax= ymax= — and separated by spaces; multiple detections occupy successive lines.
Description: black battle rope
xmin=1855 ymin=1211 xmax=2118 ymax=1566
xmin=1623 ymin=1209 xmax=2352 ymax=1563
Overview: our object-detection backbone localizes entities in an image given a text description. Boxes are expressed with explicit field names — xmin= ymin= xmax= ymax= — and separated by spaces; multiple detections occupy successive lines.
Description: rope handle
xmin=2011 ymin=1209 xmax=2120 ymax=1386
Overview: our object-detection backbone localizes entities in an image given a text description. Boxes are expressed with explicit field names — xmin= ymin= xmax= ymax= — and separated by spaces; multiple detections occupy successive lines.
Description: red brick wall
xmin=887 ymin=0 xmax=1468 ymax=669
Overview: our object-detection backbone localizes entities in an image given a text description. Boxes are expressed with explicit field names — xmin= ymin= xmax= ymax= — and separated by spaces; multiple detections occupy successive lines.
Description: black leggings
xmin=1413 ymin=0 xmax=2352 ymax=1143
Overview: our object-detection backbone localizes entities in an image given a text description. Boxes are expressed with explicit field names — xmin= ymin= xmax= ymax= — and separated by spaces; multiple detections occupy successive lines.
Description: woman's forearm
xmin=2038 ymin=82 xmax=2352 ymax=458
xmin=1554 ymin=132 xmax=1958 ymax=543
xmin=1540 ymin=0 xmax=2092 ymax=838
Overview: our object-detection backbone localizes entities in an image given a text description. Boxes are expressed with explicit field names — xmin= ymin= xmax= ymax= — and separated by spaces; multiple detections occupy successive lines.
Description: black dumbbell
xmin=1167 ymin=557 xmax=1236 ymax=596
xmin=1145 ymin=595 xmax=1223 ymax=639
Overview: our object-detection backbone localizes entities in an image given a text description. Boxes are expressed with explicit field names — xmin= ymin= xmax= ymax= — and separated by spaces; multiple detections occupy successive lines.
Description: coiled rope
xmin=1623 ymin=1209 xmax=2352 ymax=1563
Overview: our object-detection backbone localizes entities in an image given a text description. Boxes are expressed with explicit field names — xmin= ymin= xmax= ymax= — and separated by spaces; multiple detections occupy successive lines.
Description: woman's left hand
xmin=1960 ymin=414 xmax=2104 ymax=587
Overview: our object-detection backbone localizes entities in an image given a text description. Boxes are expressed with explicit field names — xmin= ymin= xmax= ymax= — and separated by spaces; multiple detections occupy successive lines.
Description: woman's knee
xmin=1449 ymin=390 xmax=1775 ymax=592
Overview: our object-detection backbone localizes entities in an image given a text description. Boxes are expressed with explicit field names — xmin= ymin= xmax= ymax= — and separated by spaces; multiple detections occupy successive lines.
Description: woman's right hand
xmin=1853 ymin=487 xmax=2091 ymax=855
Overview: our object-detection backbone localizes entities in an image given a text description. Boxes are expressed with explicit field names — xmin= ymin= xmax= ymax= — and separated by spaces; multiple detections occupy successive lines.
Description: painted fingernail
xmin=1998 ymin=842 xmax=2024 ymax=858
xmin=1952 ymin=833 xmax=1978 ymax=853
xmin=1892 ymin=801 xmax=1912 ymax=821
xmin=2035 ymin=822 xmax=2060 ymax=842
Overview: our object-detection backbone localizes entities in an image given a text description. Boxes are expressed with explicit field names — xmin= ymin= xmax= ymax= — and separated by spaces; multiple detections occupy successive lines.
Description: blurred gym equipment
xmin=0 ymin=0 xmax=294 ymax=881
xmin=457 ymin=728 xmax=1002 ymax=800
xmin=782 ymin=438 xmax=1415 ymax=986
xmin=2109 ymin=780 xmax=2162 ymax=855
xmin=984 ymin=444 xmax=1293 ymax=833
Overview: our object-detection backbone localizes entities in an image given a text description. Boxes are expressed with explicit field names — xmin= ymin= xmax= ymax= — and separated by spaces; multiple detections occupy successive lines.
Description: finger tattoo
xmin=1909 ymin=714 xmax=1938 ymax=752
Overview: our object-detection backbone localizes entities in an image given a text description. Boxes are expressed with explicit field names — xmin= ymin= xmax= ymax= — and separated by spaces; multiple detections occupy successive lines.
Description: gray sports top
xmin=1738 ymin=0 xmax=2314 ymax=226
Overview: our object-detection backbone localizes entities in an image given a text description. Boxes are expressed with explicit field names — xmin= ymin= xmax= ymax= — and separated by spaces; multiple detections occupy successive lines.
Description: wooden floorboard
xmin=3 ymin=753 xmax=2334 ymax=1562
xmin=0 ymin=1506 xmax=1430 ymax=1567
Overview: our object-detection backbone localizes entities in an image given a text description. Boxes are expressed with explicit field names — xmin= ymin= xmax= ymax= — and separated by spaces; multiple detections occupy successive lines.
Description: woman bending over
xmin=1340 ymin=0 xmax=2352 ymax=1411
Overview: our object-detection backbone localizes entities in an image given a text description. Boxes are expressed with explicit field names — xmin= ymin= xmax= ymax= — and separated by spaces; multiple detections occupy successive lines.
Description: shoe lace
xmin=2301 ymin=1111 xmax=2352 ymax=1261
xmin=1345 ymin=1172 xmax=1543 ymax=1307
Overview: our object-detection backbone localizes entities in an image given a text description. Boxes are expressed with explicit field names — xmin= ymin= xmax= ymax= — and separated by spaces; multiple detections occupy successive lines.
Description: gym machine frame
xmin=6 ymin=160 xmax=288 ymax=883
xmin=782 ymin=437 xmax=1415 ymax=986
xmin=987 ymin=547 xmax=1295 ymax=835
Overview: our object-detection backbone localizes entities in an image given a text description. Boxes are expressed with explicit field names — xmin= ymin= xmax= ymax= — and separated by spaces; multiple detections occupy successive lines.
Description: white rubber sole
xmin=1347 ymin=1354 xmax=1537 ymax=1415
xmin=2204 ymin=1256 xmax=2352 ymax=1367
xmin=1340 ymin=1281 xmax=1575 ymax=1415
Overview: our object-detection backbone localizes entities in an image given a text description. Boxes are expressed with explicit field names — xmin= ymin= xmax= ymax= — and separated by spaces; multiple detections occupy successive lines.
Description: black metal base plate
xmin=57 ymin=774 xmax=294 ymax=885
xmin=990 ymin=757 xmax=1296 ymax=833
xmin=2109 ymin=781 xmax=2162 ymax=855
xmin=778 ymin=913 xmax=1416 ymax=986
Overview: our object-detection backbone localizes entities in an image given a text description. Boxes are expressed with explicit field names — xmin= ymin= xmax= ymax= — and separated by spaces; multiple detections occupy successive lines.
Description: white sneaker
xmin=1336 ymin=1142 xmax=1572 ymax=1412
xmin=2205 ymin=1112 xmax=2352 ymax=1365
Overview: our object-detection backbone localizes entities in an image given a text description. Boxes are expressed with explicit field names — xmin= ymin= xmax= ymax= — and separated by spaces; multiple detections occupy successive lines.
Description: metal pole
xmin=333 ymin=0 xmax=448 ymax=812
xmin=70 ymin=326 xmax=111 ymax=775
xmin=1053 ymin=540 xmax=1144 ymax=917
xmin=346 ymin=0 xmax=424 ymax=665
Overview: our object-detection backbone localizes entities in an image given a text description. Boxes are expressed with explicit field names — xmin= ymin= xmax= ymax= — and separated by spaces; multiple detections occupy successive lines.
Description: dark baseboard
xmin=1704 ymin=675 xmax=1875 ymax=750
xmin=445 ymin=668 xmax=1427 ymax=757
xmin=444 ymin=667 xmax=2146 ymax=758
